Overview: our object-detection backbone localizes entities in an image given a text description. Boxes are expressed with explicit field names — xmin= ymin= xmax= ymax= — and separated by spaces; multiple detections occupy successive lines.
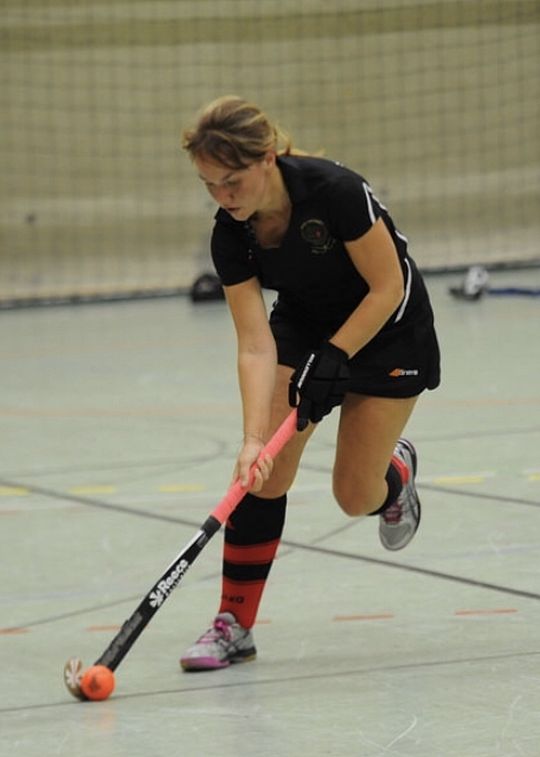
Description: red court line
xmin=333 ymin=613 xmax=395 ymax=622
xmin=86 ymin=625 xmax=122 ymax=632
xmin=454 ymin=608 xmax=518 ymax=616
xmin=0 ymin=627 xmax=29 ymax=635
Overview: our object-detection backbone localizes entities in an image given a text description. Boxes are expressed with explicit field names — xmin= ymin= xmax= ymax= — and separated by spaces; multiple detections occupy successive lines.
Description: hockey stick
xmin=64 ymin=409 xmax=298 ymax=700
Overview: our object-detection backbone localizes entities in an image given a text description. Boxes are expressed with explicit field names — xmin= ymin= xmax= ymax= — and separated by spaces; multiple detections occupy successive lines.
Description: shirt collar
xmin=276 ymin=154 xmax=310 ymax=203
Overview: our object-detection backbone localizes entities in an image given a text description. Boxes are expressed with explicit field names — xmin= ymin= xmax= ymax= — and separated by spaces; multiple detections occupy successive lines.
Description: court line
xmin=1 ymin=475 xmax=538 ymax=641
xmin=0 ymin=595 xmax=143 ymax=631
xmin=0 ymin=445 xmax=228 ymax=480
xmin=3 ymin=424 xmax=538 ymax=480
xmin=419 ymin=482 xmax=540 ymax=508
xmin=1 ymin=475 xmax=538 ymax=520
xmin=279 ymin=539 xmax=540 ymax=602
xmin=415 ymin=425 xmax=540 ymax=442
xmin=300 ymin=464 xmax=540 ymax=509
xmin=312 ymin=425 xmax=540 ymax=445
xmin=0 ymin=477 xmax=202 ymax=525
xmin=2 ymin=647 xmax=539 ymax=715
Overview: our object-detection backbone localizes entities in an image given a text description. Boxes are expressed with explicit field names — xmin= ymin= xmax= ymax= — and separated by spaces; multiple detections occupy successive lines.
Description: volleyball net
xmin=1 ymin=0 xmax=539 ymax=305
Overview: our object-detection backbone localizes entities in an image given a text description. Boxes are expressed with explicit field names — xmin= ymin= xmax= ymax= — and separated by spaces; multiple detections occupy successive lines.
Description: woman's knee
xmin=332 ymin=475 xmax=385 ymax=517
xmin=258 ymin=478 xmax=290 ymax=499
xmin=258 ymin=459 xmax=298 ymax=499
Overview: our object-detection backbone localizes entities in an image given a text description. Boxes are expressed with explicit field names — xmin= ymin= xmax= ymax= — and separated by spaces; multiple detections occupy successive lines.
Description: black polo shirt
xmin=211 ymin=154 xmax=424 ymax=334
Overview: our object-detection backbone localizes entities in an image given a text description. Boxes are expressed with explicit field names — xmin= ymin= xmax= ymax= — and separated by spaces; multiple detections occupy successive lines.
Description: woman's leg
xmin=218 ymin=365 xmax=315 ymax=626
xmin=332 ymin=393 xmax=421 ymax=550
xmin=332 ymin=393 xmax=417 ymax=514
xmin=181 ymin=366 xmax=315 ymax=670
xmin=218 ymin=385 xmax=420 ymax=634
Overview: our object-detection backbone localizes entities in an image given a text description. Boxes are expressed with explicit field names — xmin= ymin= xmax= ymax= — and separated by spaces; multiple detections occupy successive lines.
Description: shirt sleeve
xmin=210 ymin=220 xmax=256 ymax=286
xmin=327 ymin=171 xmax=382 ymax=242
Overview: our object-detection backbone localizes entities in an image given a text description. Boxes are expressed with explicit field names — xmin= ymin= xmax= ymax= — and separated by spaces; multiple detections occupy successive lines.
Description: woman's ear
xmin=263 ymin=150 xmax=277 ymax=169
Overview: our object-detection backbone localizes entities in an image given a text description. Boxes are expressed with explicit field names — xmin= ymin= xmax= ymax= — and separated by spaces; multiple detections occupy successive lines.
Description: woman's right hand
xmin=233 ymin=437 xmax=274 ymax=492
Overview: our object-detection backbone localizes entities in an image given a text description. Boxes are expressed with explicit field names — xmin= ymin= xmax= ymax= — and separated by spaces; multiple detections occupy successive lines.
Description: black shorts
xmin=269 ymin=302 xmax=441 ymax=399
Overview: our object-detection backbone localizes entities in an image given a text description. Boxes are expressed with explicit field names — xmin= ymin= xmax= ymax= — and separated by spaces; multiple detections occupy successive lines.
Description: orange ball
xmin=80 ymin=665 xmax=116 ymax=701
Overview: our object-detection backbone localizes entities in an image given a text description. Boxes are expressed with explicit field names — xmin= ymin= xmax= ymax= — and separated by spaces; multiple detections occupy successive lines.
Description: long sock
xmin=219 ymin=492 xmax=287 ymax=629
xmin=368 ymin=455 xmax=408 ymax=516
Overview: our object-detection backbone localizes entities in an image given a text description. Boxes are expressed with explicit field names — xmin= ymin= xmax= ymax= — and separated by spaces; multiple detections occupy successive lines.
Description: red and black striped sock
xmin=219 ymin=492 xmax=287 ymax=629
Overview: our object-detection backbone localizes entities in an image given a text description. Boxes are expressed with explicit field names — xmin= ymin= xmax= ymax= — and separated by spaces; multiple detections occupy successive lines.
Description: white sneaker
xmin=180 ymin=613 xmax=257 ymax=671
xmin=379 ymin=439 xmax=421 ymax=551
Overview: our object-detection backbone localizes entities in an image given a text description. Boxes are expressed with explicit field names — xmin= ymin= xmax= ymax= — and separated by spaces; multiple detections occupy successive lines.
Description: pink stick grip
xmin=210 ymin=409 xmax=298 ymax=525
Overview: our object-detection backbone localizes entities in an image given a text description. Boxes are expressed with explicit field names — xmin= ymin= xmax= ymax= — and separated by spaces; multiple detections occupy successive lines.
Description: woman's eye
xmin=203 ymin=177 xmax=240 ymax=191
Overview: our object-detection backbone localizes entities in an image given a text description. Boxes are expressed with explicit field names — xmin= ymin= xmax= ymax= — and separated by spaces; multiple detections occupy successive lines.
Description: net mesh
xmin=2 ymin=0 xmax=539 ymax=304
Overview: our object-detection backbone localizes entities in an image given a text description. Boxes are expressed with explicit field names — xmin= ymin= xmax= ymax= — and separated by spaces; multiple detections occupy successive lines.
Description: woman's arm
xmin=224 ymin=277 xmax=278 ymax=485
xmin=330 ymin=218 xmax=405 ymax=356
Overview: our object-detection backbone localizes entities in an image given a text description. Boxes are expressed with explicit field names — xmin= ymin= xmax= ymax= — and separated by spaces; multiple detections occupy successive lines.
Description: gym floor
xmin=1 ymin=269 xmax=539 ymax=757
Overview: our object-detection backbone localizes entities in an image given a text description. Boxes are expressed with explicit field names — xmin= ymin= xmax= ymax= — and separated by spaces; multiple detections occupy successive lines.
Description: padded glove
xmin=289 ymin=342 xmax=351 ymax=431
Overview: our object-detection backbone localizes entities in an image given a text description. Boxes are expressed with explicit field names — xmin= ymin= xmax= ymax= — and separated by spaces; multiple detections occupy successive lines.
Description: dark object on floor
xmin=190 ymin=273 xmax=225 ymax=303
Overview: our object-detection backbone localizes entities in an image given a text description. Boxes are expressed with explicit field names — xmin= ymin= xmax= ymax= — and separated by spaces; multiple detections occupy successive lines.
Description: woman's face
xmin=194 ymin=153 xmax=273 ymax=221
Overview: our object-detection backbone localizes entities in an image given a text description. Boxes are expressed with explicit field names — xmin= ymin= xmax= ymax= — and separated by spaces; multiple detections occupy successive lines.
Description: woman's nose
xmin=214 ymin=185 xmax=233 ymax=203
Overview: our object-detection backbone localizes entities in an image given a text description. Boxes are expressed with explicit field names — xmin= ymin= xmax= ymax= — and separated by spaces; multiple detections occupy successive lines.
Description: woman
xmin=180 ymin=95 xmax=440 ymax=670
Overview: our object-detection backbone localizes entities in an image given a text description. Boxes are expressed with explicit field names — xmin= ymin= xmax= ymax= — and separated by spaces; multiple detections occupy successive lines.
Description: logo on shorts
xmin=389 ymin=368 xmax=419 ymax=377
xmin=300 ymin=219 xmax=336 ymax=254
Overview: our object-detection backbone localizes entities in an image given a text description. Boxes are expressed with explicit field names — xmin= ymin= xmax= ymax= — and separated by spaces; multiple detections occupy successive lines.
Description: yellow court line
xmin=5 ymin=473 xmax=530 ymax=502
xmin=68 ymin=485 xmax=117 ymax=495
xmin=158 ymin=483 xmax=205 ymax=493
xmin=0 ymin=486 xmax=29 ymax=496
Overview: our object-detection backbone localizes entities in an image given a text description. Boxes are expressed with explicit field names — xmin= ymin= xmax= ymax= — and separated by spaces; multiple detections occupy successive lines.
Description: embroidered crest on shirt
xmin=300 ymin=219 xmax=336 ymax=254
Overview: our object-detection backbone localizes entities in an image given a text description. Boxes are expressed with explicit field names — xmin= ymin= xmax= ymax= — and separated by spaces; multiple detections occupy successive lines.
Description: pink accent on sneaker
xmin=196 ymin=617 xmax=234 ymax=648
xmin=183 ymin=656 xmax=230 ymax=670
xmin=381 ymin=499 xmax=403 ymax=525
xmin=180 ymin=612 xmax=257 ymax=671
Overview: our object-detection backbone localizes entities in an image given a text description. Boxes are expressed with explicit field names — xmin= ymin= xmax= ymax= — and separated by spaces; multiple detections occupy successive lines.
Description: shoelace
xmin=198 ymin=618 xmax=232 ymax=644
xmin=382 ymin=499 xmax=403 ymax=524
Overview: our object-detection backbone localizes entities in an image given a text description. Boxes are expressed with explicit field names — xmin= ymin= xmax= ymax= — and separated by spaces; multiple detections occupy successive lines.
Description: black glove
xmin=289 ymin=342 xmax=351 ymax=431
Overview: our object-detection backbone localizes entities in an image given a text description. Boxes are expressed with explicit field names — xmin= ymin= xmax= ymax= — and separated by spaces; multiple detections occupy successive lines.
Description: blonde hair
xmin=182 ymin=95 xmax=295 ymax=169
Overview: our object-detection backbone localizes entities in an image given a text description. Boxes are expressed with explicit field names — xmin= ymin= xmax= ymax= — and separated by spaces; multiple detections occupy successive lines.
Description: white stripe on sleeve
xmin=362 ymin=182 xmax=376 ymax=226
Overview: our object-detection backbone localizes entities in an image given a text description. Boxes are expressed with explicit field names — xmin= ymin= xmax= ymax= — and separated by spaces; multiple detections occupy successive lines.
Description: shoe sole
xmin=180 ymin=650 xmax=257 ymax=672
xmin=400 ymin=439 xmax=421 ymax=533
